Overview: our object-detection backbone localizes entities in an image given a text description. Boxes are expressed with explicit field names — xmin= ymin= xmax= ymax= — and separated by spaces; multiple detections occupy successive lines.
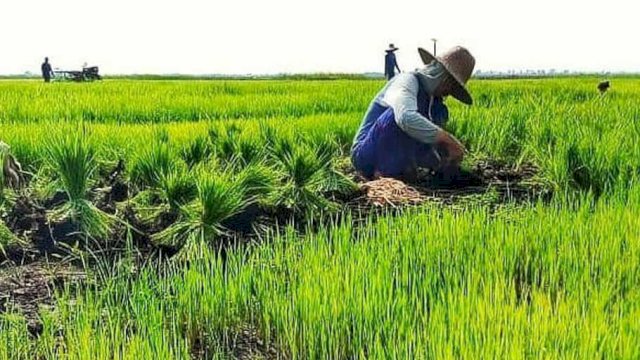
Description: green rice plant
xmin=216 ymin=134 xmax=237 ymax=162
xmin=181 ymin=136 xmax=212 ymax=169
xmin=155 ymin=127 xmax=170 ymax=143
xmin=130 ymin=167 xmax=199 ymax=226
xmin=305 ymin=134 xmax=358 ymax=196
xmin=0 ymin=313 xmax=34 ymax=358
xmin=0 ymin=220 xmax=26 ymax=256
xmin=159 ymin=170 xmax=198 ymax=211
xmin=259 ymin=122 xmax=278 ymax=150
xmin=236 ymin=137 xmax=262 ymax=165
xmin=210 ymin=123 xmax=265 ymax=166
xmin=267 ymin=135 xmax=356 ymax=213
xmin=5 ymin=189 xmax=638 ymax=359
xmin=236 ymin=161 xmax=281 ymax=203
xmin=130 ymin=143 xmax=176 ymax=188
xmin=45 ymin=136 xmax=95 ymax=201
xmin=225 ymin=123 xmax=241 ymax=138
xmin=44 ymin=135 xmax=112 ymax=239
xmin=271 ymin=142 xmax=335 ymax=214
xmin=207 ymin=125 xmax=220 ymax=144
xmin=3 ymin=78 xmax=640 ymax=358
xmin=153 ymin=171 xmax=249 ymax=247
xmin=214 ymin=125 xmax=243 ymax=162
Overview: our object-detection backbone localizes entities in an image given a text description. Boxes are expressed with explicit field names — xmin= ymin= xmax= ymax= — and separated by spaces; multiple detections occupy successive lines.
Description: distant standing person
xmin=384 ymin=44 xmax=401 ymax=80
xmin=41 ymin=57 xmax=53 ymax=83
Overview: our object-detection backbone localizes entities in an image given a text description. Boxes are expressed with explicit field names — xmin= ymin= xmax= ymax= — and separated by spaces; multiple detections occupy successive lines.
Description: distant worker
xmin=352 ymin=46 xmax=475 ymax=182
xmin=41 ymin=57 xmax=54 ymax=83
xmin=384 ymin=44 xmax=401 ymax=80
xmin=598 ymin=80 xmax=610 ymax=94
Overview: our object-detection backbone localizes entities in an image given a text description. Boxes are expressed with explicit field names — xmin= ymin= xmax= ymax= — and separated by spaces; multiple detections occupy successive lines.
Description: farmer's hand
xmin=435 ymin=130 xmax=465 ymax=167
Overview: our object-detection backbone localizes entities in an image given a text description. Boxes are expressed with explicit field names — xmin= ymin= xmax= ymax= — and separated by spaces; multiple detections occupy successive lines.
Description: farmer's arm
xmin=394 ymin=57 xmax=401 ymax=73
xmin=382 ymin=75 xmax=441 ymax=144
xmin=382 ymin=75 xmax=464 ymax=162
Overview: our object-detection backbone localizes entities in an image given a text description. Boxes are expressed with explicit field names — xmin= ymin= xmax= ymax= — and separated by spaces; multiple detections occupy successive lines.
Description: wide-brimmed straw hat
xmin=386 ymin=43 xmax=399 ymax=52
xmin=418 ymin=46 xmax=475 ymax=105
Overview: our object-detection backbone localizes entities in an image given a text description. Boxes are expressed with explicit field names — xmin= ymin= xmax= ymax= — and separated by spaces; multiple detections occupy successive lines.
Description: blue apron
xmin=351 ymin=75 xmax=449 ymax=179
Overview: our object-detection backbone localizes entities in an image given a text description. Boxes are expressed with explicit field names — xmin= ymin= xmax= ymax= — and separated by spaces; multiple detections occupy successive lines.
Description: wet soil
xmin=0 ymin=158 xmax=551 ymax=342
xmin=0 ymin=262 xmax=85 ymax=336
xmin=418 ymin=160 xmax=548 ymax=201
xmin=2 ymin=195 xmax=82 ymax=262
xmin=348 ymin=160 xmax=550 ymax=211
xmin=4 ymin=159 xmax=541 ymax=266
xmin=226 ymin=325 xmax=283 ymax=360
xmin=190 ymin=324 xmax=284 ymax=360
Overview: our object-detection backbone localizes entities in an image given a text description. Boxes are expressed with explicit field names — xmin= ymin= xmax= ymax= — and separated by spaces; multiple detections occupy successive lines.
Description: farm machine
xmin=54 ymin=66 xmax=103 ymax=82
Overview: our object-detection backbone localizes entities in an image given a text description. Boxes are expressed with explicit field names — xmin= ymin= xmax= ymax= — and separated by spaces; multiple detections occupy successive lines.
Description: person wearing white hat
xmin=351 ymin=46 xmax=476 ymax=182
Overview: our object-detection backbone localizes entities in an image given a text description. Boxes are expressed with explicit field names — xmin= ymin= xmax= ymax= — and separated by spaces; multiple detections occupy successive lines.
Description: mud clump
xmin=222 ymin=203 xmax=263 ymax=234
xmin=95 ymin=160 xmax=130 ymax=214
xmin=4 ymin=196 xmax=52 ymax=258
xmin=110 ymin=180 xmax=129 ymax=202
xmin=43 ymin=190 xmax=69 ymax=209
xmin=420 ymin=167 xmax=484 ymax=189
xmin=3 ymin=195 xmax=83 ymax=261
xmin=473 ymin=160 xmax=538 ymax=182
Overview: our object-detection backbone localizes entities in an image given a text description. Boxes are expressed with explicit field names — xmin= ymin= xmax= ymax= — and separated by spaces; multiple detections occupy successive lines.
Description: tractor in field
xmin=54 ymin=66 xmax=102 ymax=82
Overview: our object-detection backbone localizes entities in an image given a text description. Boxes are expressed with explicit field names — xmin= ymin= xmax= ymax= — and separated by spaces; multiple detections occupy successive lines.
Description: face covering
xmin=415 ymin=61 xmax=448 ymax=121
xmin=415 ymin=61 xmax=447 ymax=95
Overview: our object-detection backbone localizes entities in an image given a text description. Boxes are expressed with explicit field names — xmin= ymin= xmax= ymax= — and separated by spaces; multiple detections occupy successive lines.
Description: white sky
xmin=1 ymin=0 xmax=638 ymax=75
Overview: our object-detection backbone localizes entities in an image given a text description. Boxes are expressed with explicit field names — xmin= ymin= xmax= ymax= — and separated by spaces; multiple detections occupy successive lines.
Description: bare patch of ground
xmin=226 ymin=325 xmax=283 ymax=360
xmin=0 ymin=262 xmax=85 ymax=335
xmin=349 ymin=160 xmax=551 ymax=210
xmin=190 ymin=324 xmax=285 ymax=360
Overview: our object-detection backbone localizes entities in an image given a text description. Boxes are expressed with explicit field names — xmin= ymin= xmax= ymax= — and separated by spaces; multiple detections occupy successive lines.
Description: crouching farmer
xmin=351 ymin=46 xmax=475 ymax=182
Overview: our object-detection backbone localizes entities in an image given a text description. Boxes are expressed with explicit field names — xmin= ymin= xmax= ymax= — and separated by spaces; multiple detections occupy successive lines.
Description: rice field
xmin=1 ymin=77 xmax=639 ymax=359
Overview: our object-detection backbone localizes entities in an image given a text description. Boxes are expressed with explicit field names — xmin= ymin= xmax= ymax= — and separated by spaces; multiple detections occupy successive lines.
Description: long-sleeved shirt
xmin=350 ymin=75 xmax=449 ymax=178
xmin=384 ymin=52 xmax=400 ymax=79
xmin=370 ymin=71 xmax=441 ymax=144
xmin=41 ymin=62 xmax=53 ymax=79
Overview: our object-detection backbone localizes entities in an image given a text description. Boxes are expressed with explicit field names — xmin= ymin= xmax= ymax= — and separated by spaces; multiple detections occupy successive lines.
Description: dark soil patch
xmin=190 ymin=324 xmax=284 ymax=360
xmin=1 ymin=158 xmax=549 ymax=265
xmin=117 ymin=204 xmax=180 ymax=257
xmin=222 ymin=203 xmax=263 ymax=235
xmin=2 ymin=195 xmax=83 ymax=262
xmin=110 ymin=180 xmax=129 ymax=202
xmin=95 ymin=160 xmax=130 ymax=214
xmin=0 ymin=262 xmax=85 ymax=336
xmin=347 ymin=160 xmax=551 ymax=211
xmin=226 ymin=325 xmax=282 ymax=360
xmin=43 ymin=190 xmax=69 ymax=209
xmin=418 ymin=160 xmax=550 ymax=202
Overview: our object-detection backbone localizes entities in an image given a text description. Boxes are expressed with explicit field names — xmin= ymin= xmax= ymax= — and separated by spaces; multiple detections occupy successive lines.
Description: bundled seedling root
xmin=361 ymin=178 xmax=424 ymax=207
